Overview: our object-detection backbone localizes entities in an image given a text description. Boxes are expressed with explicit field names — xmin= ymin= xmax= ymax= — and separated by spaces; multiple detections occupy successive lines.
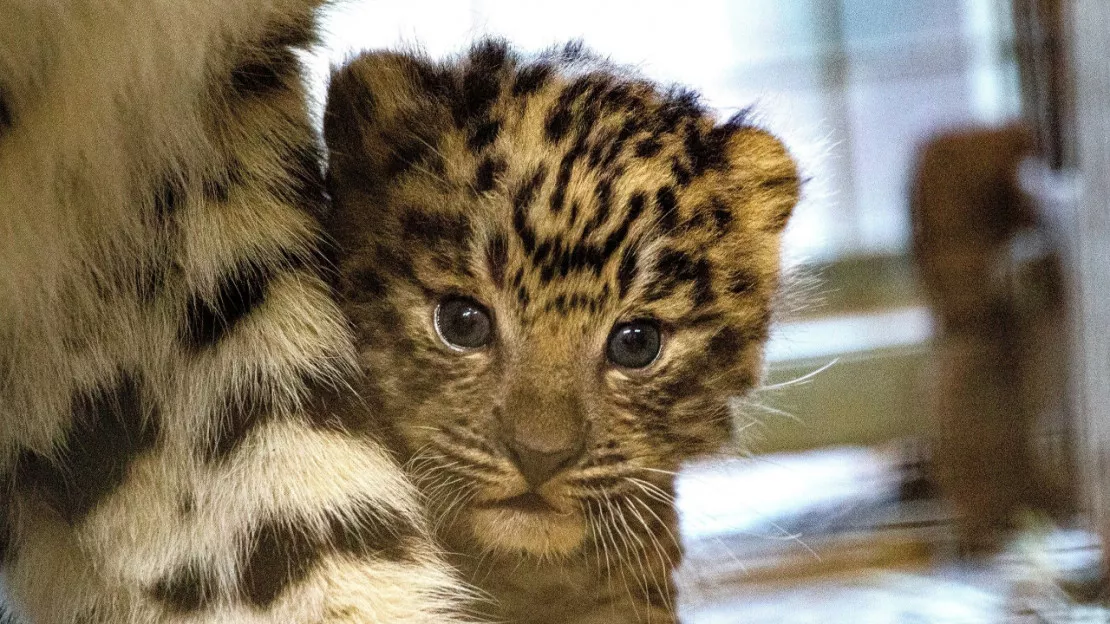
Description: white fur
xmin=0 ymin=0 xmax=475 ymax=621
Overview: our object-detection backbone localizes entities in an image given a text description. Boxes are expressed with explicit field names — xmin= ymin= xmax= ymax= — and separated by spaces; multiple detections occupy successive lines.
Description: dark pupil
xmin=608 ymin=322 xmax=660 ymax=368
xmin=437 ymin=298 xmax=492 ymax=349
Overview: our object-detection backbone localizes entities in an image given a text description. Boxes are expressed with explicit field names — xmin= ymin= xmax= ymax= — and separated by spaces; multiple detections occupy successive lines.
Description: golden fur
xmin=324 ymin=40 xmax=800 ymax=623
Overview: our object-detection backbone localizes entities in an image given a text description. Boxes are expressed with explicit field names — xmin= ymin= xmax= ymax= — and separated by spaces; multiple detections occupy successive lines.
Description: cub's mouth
xmin=467 ymin=489 xmax=588 ymax=556
xmin=478 ymin=491 xmax=557 ymax=514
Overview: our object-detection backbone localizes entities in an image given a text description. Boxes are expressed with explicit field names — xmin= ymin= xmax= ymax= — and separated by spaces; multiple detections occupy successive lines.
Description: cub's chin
xmin=468 ymin=502 xmax=588 ymax=557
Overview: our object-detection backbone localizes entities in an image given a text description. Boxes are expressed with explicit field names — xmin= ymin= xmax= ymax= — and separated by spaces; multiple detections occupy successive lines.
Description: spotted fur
xmin=0 ymin=1 xmax=472 ymax=622
xmin=325 ymin=40 xmax=800 ymax=623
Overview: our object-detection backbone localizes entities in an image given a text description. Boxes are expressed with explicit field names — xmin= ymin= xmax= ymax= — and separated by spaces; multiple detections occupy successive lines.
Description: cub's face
xmin=324 ymin=41 xmax=798 ymax=558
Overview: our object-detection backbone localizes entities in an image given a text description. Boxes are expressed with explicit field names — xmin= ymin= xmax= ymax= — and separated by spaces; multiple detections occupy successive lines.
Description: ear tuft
xmin=722 ymin=125 xmax=800 ymax=233
xmin=324 ymin=51 xmax=448 ymax=190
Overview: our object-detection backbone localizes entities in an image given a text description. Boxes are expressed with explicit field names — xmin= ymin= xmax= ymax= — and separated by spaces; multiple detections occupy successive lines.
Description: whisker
xmin=757 ymin=358 xmax=839 ymax=391
xmin=627 ymin=493 xmax=681 ymax=551
xmin=612 ymin=498 xmax=654 ymax=614
xmin=734 ymin=399 xmax=802 ymax=423
xmin=625 ymin=496 xmax=677 ymax=615
xmin=602 ymin=504 xmax=637 ymax=620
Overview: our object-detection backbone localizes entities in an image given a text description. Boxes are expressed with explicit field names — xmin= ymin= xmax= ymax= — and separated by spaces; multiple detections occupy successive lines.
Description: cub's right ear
xmin=324 ymin=51 xmax=449 ymax=192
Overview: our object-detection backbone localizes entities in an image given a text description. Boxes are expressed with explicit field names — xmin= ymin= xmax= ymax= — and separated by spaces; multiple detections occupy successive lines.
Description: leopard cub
xmin=323 ymin=39 xmax=800 ymax=623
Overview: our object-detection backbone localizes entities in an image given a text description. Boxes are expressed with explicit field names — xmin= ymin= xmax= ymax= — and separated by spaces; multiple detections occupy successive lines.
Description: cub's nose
xmin=506 ymin=437 xmax=584 ymax=488
xmin=501 ymin=381 xmax=587 ymax=488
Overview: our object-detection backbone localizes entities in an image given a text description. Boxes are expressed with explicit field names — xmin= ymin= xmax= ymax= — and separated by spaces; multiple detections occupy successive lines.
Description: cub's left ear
xmin=716 ymin=116 xmax=801 ymax=234
xmin=324 ymin=51 xmax=450 ymax=194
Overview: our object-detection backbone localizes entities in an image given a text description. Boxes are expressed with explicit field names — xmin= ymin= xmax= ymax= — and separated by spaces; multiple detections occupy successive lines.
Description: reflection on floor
xmin=674 ymin=446 xmax=1107 ymax=623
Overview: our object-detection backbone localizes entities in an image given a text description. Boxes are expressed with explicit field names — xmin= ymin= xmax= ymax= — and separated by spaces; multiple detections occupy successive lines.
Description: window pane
xmin=314 ymin=0 xmax=1021 ymax=261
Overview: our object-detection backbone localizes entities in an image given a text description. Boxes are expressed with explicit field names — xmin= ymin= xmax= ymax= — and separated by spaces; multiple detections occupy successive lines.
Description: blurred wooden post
xmin=1067 ymin=0 xmax=1110 ymax=567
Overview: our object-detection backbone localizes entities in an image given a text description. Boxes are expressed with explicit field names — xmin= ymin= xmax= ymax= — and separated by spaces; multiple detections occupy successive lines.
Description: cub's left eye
xmin=435 ymin=297 xmax=493 ymax=350
xmin=607 ymin=320 xmax=662 ymax=369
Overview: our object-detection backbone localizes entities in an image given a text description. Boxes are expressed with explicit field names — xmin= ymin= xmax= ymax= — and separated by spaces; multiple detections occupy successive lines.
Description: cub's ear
xmin=324 ymin=51 xmax=452 ymax=192
xmin=716 ymin=114 xmax=801 ymax=234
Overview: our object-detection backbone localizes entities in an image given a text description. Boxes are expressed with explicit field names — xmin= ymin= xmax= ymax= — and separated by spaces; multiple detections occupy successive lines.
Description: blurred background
xmin=313 ymin=1 xmax=1108 ymax=621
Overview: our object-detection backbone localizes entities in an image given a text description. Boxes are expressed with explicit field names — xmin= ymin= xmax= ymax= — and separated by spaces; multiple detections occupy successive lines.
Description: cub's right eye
xmin=434 ymin=297 xmax=493 ymax=350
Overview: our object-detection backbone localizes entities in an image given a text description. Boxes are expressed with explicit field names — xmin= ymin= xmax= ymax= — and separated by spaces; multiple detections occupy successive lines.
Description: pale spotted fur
xmin=0 ymin=1 xmax=473 ymax=622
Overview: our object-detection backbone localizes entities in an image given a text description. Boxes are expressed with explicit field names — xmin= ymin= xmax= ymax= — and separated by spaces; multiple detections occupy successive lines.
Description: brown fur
xmin=324 ymin=40 xmax=799 ymax=623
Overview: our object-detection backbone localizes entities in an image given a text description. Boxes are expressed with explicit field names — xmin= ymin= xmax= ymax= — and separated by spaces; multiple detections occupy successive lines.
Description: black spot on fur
xmin=657 ymin=370 xmax=706 ymax=403
xmin=240 ymin=502 xmax=419 ymax=608
xmin=412 ymin=60 xmax=454 ymax=99
xmin=635 ymin=137 xmax=662 ymax=158
xmin=400 ymin=209 xmax=469 ymax=247
xmin=227 ymin=16 xmax=316 ymax=98
xmin=269 ymin=14 xmax=318 ymax=49
xmin=201 ymin=176 xmax=230 ymax=203
xmin=181 ymin=259 xmax=271 ymax=350
xmin=347 ymin=267 xmax=387 ymax=301
xmin=16 ymin=373 xmax=158 ymax=524
xmin=475 ymin=155 xmax=506 ymax=193
xmin=557 ymin=40 xmax=590 ymax=62
xmin=596 ymin=120 xmax=638 ymax=169
xmin=512 ymin=62 xmax=552 ymax=97
xmin=375 ymin=244 xmax=431 ymax=294
xmin=453 ymin=40 xmax=508 ymax=127
xmin=655 ymin=186 xmax=678 ymax=231
xmin=686 ymin=120 xmax=736 ymax=177
xmin=205 ymin=386 xmax=274 ymax=462
xmin=652 ymin=247 xmax=697 ymax=282
xmin=711 ymin=197 xmax=733 ymax=232
xmin=533 ymin=239 xmax=553 ymax=265
xmin=684 ymin=210 xmax=708 ymax=232
xmin=516 ymin=285 xmax=531 ymax=308
xmin=728 ymin=268 xmax=758 ymax=295
xmin=707 ymin=326 xmax=744 ymax=364
xmin=602 ymin=192 xmax=645 ymax=260
xmin=229 ymin=38 xmax=298 ymax=98
xmin=671 ymin=158 xmax=692 ymax=186
xmin=241 ymin=518 xmax=317 ymax=608
xmin=385 ymin=135 xmax=432 ymax=178
xmin=153 ymin=178 xmax=184 ymax=219
xmin=562 ymin=241 xmax=605 ymax=276
xmin=468 ymin=119 xmax=501 ymax=151
xmin=486 ymin=233 xmax=509 ymax=288
xmin=583 ymin=178 xmax=613 ymax=235
xmin=327 ymin=500 xmax=417 ymax=560
xmin=544 ymin=75 xmax=599 ymax=143
xmin=550 ymin=136 xmax=587 ymax=214
xmin=150 ymin=562 xmax=219 ymax=614
xmin=617 ymin=246 xmax=640 ymax=300
xmin=649 ymin=248 xmax=714 ymax=305
xmin=512 ymin=166 xmax=546 ymax=254
xmin=659 ymin=88 xmax=703 ymax=134
xmin=598 ymin=82 xmax=637 ymax=113
xmin=0 ymin=89 xmax=11 ymax=133
xmin=692 ymin=258 xmax=716 ymax=306
xmin=545 ymin=107 xmax=573 ymax=144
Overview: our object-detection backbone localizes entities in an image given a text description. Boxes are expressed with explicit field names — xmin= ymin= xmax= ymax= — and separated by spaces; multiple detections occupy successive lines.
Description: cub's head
xmin=324 ymin=40 xmax=799 ymax=558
